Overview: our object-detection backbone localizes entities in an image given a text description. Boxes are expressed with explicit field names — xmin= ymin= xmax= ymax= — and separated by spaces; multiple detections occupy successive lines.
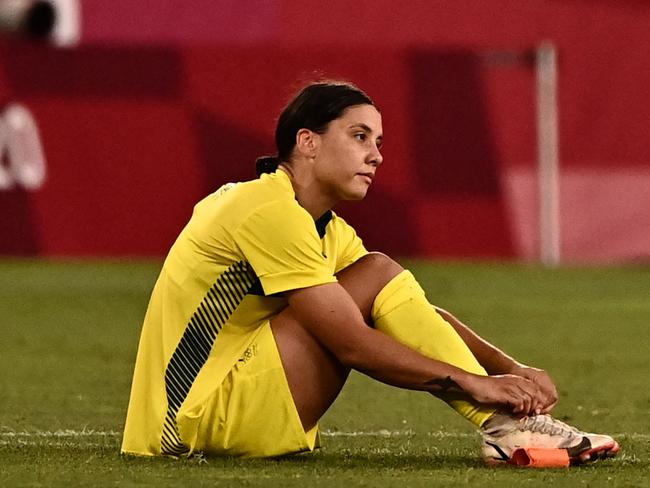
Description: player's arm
xmin=286 ymin=282 xmax=547 ymax=415
xmin=435 ymin=306 xmax=558 ymax=413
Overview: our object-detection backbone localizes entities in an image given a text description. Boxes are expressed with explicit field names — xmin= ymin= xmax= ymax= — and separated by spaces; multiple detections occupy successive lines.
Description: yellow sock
xmin=371 ymin=270 xmax=495 ymax=427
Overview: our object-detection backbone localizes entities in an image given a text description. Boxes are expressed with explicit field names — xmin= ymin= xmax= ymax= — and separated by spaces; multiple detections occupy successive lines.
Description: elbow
xmin=333 ymin=344 xmax=367 ymax=370
xmin=326 ymin=327 xmax=383 ymax=371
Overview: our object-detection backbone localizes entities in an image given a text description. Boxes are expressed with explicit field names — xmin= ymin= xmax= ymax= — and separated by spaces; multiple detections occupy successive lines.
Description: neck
xmin=279 ymin=164 xmax=337 ymax=220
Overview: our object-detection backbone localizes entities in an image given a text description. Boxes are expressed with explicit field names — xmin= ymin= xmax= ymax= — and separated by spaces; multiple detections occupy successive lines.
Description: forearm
xmin=287 ymin=284 xmax=547 ymax=414
xmin=342 ymin=324 xmax=480 ymax=397
xmin=435 ymin=307 xmax=559 ymax=412
xmin=434 ymin=306 xmax=522 ymax=375
xmin=288 ymin=284 xmax=478 ymax=396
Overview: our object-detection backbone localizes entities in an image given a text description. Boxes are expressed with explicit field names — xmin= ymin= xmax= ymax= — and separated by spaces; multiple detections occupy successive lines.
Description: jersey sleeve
xmin=332 ymin=214 xmax=368 ymax=273
xmin=234 ymin=200 xmax=337 ymax=295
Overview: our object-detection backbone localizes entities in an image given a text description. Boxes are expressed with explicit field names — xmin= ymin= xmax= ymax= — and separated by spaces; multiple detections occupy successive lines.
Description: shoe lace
xmin=519 ymin=415 xmax=580 ymax=438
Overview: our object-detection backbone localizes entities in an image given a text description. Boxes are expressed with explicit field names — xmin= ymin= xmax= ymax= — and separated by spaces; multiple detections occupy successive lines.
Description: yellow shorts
xmin=192 ymin=321 xmax=320 ymax=457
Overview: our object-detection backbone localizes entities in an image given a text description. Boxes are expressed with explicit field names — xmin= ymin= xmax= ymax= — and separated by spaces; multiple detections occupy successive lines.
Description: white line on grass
xmin=0 ymin=439 xmax=107 ymax=447
xmin=0 ymin=429 xmax=121 ymax=438
xmin=1 ymin=429 xmax=648 ymax=440
xmin=321 ymin=429 xmax=477 ymax=438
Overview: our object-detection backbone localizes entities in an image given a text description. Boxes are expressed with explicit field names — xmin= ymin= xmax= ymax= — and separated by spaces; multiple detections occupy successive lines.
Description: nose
xmin=368 ymin=143 xmax=383 ymax=167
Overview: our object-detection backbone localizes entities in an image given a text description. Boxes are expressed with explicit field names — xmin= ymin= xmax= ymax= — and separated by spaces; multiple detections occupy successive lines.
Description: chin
xmin=343 ymin=189 xmax=369 ymax=201
xmin=336 ymin=181 xmax=371 ymax=202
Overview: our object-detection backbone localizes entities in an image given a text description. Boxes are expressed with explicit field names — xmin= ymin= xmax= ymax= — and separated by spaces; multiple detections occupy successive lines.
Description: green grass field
xmin=1 ymin=259 xmax=648 ymax=487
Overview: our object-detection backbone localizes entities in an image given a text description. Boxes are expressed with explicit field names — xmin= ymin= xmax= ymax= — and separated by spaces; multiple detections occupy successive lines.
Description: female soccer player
xmin=122 ymin=81 xmax=619 ymax=466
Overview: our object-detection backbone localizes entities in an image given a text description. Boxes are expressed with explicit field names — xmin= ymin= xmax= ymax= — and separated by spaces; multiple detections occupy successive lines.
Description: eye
xmin=354 ymin=133 xmax=367 ymax=142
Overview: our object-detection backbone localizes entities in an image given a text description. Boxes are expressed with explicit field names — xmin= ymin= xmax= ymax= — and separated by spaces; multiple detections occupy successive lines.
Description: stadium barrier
xmin=1 ymin=41 xmax=648 ymax=262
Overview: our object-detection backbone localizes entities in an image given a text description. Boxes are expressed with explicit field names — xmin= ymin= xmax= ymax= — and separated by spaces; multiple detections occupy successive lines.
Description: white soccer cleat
xmin=481 ymin=413 xmax=620 ymax=467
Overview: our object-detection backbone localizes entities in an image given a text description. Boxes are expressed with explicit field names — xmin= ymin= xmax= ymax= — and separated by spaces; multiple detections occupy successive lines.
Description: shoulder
xmin=231 ymin=171 xmax=295 ymax=208
xmin=237 ymin=173 xmax=307 ymax=221
xmin=216 ymin=173 xmax=317 ymax=238
xmin=194 ymin=171 xmax=299 ymax=222
xmin=328 ymin=211 xmax=358 ymax=234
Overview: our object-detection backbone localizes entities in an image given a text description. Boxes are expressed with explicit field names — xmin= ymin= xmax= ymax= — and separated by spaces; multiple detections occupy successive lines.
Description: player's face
xmin=313 ymin=104 xmax=383 ymax=202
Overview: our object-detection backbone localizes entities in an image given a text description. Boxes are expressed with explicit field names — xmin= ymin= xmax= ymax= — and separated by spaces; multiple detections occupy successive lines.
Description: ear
xmin=295 ymin=128 xmax=318 ymax=158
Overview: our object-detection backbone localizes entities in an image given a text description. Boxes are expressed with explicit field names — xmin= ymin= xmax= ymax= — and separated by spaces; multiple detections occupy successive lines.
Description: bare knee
xmin=358 ymin=252 xmax=403 ymax=279
xmin=336 ymin=252 xmax=403 ymax=322
xmin=338 ymin=252 xmax=403 ymax=286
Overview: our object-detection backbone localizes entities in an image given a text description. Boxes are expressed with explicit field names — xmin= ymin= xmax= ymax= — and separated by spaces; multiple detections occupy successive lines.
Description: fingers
xmin=512 ymin=367 xmax=560 ymax=415
xmin=511 ymin=382 xmax=533 ymax=414
xmin=531 ymin=376 xmax=557 ymax=413
xmin=504 ymin=375 xmax=545 ymax=416
xmin=540 ymin=399 xmax=558 ymax=414
xmin=472 ymin=374 xmax=554 ymax=416
xmin=519 ymin=367 xmax=559 ymax=413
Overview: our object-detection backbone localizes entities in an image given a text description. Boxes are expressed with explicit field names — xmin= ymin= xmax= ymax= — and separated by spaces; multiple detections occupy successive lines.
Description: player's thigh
xmin=271 ymin=304 xmax=350 ymax=432
xmin=193 ymin=321 xmax=318 ymax=457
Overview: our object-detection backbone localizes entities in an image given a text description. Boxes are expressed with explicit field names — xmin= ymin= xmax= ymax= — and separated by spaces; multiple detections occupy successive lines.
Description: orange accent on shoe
xmin=509 ymin=448 xmax=570 ymax=468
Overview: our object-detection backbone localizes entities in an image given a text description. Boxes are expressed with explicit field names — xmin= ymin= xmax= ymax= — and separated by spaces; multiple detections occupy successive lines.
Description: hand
xmin=462 ymin=373 xmax=548 ymax=416
xmin=509 ymin=364 xmax=558 ymax=414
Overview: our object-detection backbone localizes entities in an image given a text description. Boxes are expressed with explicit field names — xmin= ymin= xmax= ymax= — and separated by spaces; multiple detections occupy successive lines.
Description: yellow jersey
xmin=121 ymin=169 xmax=367 ymax=457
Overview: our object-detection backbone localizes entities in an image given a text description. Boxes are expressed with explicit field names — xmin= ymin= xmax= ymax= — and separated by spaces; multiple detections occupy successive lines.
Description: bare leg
xmin=271 ymin=252 xmax=403 ymax=431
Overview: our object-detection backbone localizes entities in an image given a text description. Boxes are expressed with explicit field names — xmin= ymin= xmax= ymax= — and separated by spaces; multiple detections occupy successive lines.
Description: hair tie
xmin=255 ymin=155 xmax=280 ymax=176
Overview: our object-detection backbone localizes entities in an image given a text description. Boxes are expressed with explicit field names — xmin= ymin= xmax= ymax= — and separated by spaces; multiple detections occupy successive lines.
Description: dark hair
xmin=255 ymin=81 xmax=375 ymax=176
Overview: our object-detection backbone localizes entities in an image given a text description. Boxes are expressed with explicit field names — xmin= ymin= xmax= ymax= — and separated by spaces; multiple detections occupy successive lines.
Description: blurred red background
xmin=1 ymin=1 xmax=649 ymax=262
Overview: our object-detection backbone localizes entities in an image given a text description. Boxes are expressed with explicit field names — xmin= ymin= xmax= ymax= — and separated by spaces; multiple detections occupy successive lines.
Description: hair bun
xmin=255 ymin=155 xmax=281 ymax=176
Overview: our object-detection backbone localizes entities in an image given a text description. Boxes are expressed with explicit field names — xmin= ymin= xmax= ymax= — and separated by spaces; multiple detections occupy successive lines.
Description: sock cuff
xmin=371 ymin=269 xmax=427 ymax=321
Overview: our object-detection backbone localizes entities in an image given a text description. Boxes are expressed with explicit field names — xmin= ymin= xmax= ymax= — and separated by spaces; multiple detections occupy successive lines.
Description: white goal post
xmin=535 ymin=41 xmax=561 ymax=266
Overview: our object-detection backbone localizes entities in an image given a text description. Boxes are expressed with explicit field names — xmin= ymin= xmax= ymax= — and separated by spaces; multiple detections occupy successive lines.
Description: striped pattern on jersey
xmin=161 ymin=261 xmax=257 ymax=456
